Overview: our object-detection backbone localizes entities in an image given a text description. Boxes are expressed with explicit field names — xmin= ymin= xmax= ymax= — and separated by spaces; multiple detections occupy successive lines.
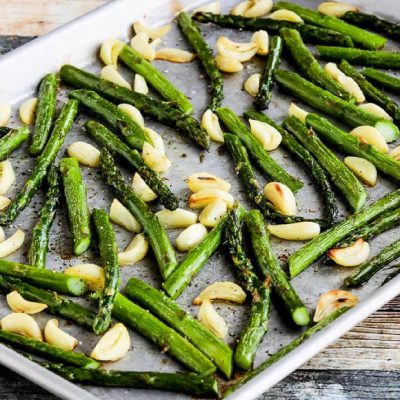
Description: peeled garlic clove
xmin=0 ymin=196 xmax=11 ymax=211
xmin=1 ymin=313 xmax=42 ymax=340
xmin=269 ymin=9 xmax=304 ymax=23
xmin=337 ymin=75 xmax=365 ymax=103
xmin=264 ymin=182 xmax=297 ymax=215
xmin=230 ymin=1 xmax=250 ymax=16
xmin=144 ymin=128 xmax=165 ymax=154
xmin=251 ymin=30 xmax=269 ymax=55
xmin=19 ymin=98 xmax=38 ymax=125
xmin=118 ymin=233 xmax=149 ymax=266
xmin=0 ymin=229 xmax=25 ymax=258
xmin=64 ymin=264 xmax=105 ymax=291
xmin=134 ymin=74 xmax=149 ymax=95
xmin=201 ymin=109 xmax=224 ymax=143
xmin=44 ymin=319 xmax=78 ymax=351
xmin=100 ymin=65 xmax=131 ymax=89
xmin=109 ymin=199 xmax=141 ymax=233
xmin=131 ymin=32 xmax=156 ymax=61
xmin=6 ymin=291 xmax=47 ymax=314
xmin=193 ymin=1 xmax=221 ymax=14
xmin=198 ymin=299 xmax=228 ymax=338
xmin=187 ymin=172 xmax=231 ymax=192
xmin=193 ymin=281 xmax=246 ymax=305
xmin=324 ymin=62 xmax=346 ymax=81
xmin=314 ymin=289 xmax=358 ymax=322
xmin=189 ymin=188 xmax=234 ymax=209
xmin=217 ymin=36 xmax=258 ymax=62
xmin=155 ymin=48 xmax=196 ymax=63
xmin=0 ymin=227 xmax=5 ymax=242
xmin=344 ymin=156 xmax=377 ymax=187
xmin=91 ymin=323 xmax=131 ymax=361
xmin=0 ymin=103 xmax=11 ymax=127
xmin=244 ymin=73 xmax=261 ymax=97
xmin=0 ymin=160 xmax=15 ymax=195
xmin=67 ymin=142 xmax=100 ymax=168
xmin=318 ymin=2 xmax=358 ymax=17
xmin=288 ymin=103 xmax=309 ymax=124
xmin=199 ymin=199 xmax=227 ymax=227
xmin=131 ymin=172 xmax=157 ymax=202
xmin=358 ymin=103 xmax=392 ymax=121
xmin=243 ymin=0 xmax=273 ymax=18
xmin=267 ymin=222 xmax=320 ymax=241
xmin=176 ymin=223 xmax=208 ymax=252
xmin=328 ymin=238 xmax=370 ymax=267
xmin=100 ymin=38 xmax=119 ymax=66
xmin=390 ymin=145 xmax=400 ymax=161
xmin=350 ymin=126 xmax=388 ymax=153
xmin=142 ymin=142 xmax=171 ymax=173
xmin=249 ymin=119 xmax=282 ymax=151
xmin=215 ymin=54 xmax=243 ymax=73
xmin=133 ymin=22 xmax=171 ymax=40
xmin=156 ymin=208 xmax=197 ymax=228
xmin=117 ymin=104 xmax=145 ymax=128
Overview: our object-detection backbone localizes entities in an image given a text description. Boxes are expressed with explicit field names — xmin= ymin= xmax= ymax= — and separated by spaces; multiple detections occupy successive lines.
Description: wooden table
xmin=0 ymin=1 xmax=400 ymax=399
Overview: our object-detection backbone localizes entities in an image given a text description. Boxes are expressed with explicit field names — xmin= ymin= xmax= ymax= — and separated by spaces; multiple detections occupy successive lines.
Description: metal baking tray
xmin=0 ymin=0 xmax=399 ymax=399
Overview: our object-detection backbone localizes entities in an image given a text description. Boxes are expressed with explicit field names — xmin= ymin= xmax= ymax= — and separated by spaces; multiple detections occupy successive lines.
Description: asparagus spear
xmin=193 ymin=13 xmax=354 ymax=47
xmin=125 ymin=277 xmax=233 ymax=378
xmin=112 ymin=293 xmax=216 ymax=375
xmin=28 ymin=166 xmax=61 ymax=268
xmin=216 ymin=107 xmax=303 ymax=192
xmin=177 ymin=12 xmax=223 ymax=111
xmin=362 ymin=68 xmax=400 ymax=93
xmin=273 ymin=2 xmax=386 ymax=49
xmin=0 ymin=126 xmax=30 ymax=161
xmin=59 ymin=157 xmax=91 ymax=256
xmin=283 ymin=115 xmax=366 ymax=212
xmin=305 ymin=113 xmax=400 ymax=182
xmin=224 ymin=307 xmax=350 ymax=397
xmin=245 ymin=110 xmax=337 ymax=224
xmin=118 ymin=44 xmax=193 ymax=114
xmin=225 ymin=205 xmax=271 ymax=371
xmin=0 ymin=330 xmax=99 ymax=369
xmin=99 ymin=149 xmax=177 ymax=280
xmin=345 ymin=239 xmax=400 ymax=287
xmin=29 ymin=73 xmax=57 ymax=156
xmin=245 ymin=210 xmax=310 ymax=326
xmin=0 ymin=100 xmax=79 ymax=225
xmin=162 ymin=215 xmax=226 ymax=299
xmin=280 ymin=28 xmax=352 ymax=100
xmin=317 ymin=46 xmax=400 ymax=69
xmin=91 ymin=208 xmax=119 ymax=335
xmin=254 ymin=35 xmax=283 ymax=110
xmin=289 ymin=188 xmax=400 ymax=278
xmin=0 ymin=276 xmax=95 ymax=330
xmin=59 ymin=65 xmax=210 ymax=150
xmin=85 ymin=121 xmax=178 ymax=210
xmin=43 ymin=363 xmax=219 ymax=397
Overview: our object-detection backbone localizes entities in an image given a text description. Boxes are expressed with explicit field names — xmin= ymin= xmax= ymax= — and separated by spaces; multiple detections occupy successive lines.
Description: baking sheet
xmin=0 ymin=0 xmax=399 ymax=399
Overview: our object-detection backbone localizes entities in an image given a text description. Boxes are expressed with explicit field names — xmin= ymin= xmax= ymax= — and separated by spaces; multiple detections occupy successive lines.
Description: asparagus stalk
xmin=0 ymin=126 xmax=30 ymax=161
xmin=289 ymin=188 xmax=400 ymax=278
xmin=59 ymin=65 xmax=210 ymax=150
xmin=118 ymin=44 xmax=193 ymax=114
xmin=112 ymin=293 xmax=216 ymax=375
xmin=0 ymin=100 xmax=79 ymax=225
xmin=317 ymin=46 xmax=400 ymax=69
xmin=283 ymin=115 xmax=366 ymax=212
xmin=362 ymin=68 xmax=400 ymax=93
xmin=305 ymin=113 xmax=400 ymax=181
xmin=59 ymin=157 xmax=91 ymax=256
xmin=193 ymin=13 xmax=354 ymax=46
xmin=254 ymin=35 xmax=283 ymax=110
xmin=0 ymin=276 xmax=95 ymax=330
xmin=162 ymin=215 xmax=226 ymax=299
xmin=345 ymin=239 xmax=400 ymax=287
xmin=29 ymin=73 xmax=57 ymax=156
xmin=85 ymin=121 xmax=178 ymax=210
xmin=177 ymin=12 xmax=223 ymax=111
xmin=280 ymin=28 xmax=352 ymax=100
xmin=224 ymin=307 xmax=350 ymax=397
xmin=99 ymin=149 xmax=177 ymax=279
xmin=245 ymin=210 xmax=310 ymax=326
xmin=245 ymin=110 xmax=337 ymax=224
xmin=125 ymin=277 xmax=233 ymax=378
xmin=91 ymin=209 xmax=119 ymax=335
xmin=43 ymin=363 xmax=219 ymax=397
xmin=0 ymin=330 xmax=99 ymax=369
xmin=273 ymin=2 xmax=386 ymax=49
xmin=216 ymin=107 xmax=303 ymax=192
xmin=225 ymin=205 xmax=271 ymax=371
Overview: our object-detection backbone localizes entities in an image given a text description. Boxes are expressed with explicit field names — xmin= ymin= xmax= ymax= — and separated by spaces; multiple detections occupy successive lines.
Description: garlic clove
xmin=337 ymin=75 xmax=365 ymax=103
xmin=109 ymin=199 xmax=141 ymax=233
xmin=64 ymin=264 xmax=105 ymax=292
xmin=318 ymin=2 xmax=359 ymax=17
xmin=230 ymin=1 xmax=250 ymax=16
xmin=0 ymin=229 xmax=25 ymax=258
xmin=0 ymin=196 xmax=11 ymax=211
xmin=390 ymin=145 xmax=400 ymax=161
xmin=133 ymin=22 xmax=171 ymax=40
xmin=118 ymin=233 xmax=149 ymax=266
xmin=189 ymin=188 xmax=234 ymax=209
xmin=215 ymin=54 xmax=243 ymax=73
xmin=193 ymin=1 xmax=221 ymax=14
xmin=131 ymin=172 xmax=157 ymax=202
xmin=142 ymin=142 xmax=171 ymax=173
xmin=358 ymin=103 xmax=392 ymax=121
xmin=198 ymin=299 xmax=228 ymax=338
xmin=288 ymin=102 xmax=309 ymax=123
xmin=6 ymin=291 xmax=47 ymax=314
xmin=100 ymin=65 xmax=131 ymax=89
xmin=199 ymin=199 xmax=227 ymax=228
xmin=67 ymin=142 xmax=101 ymax=168
xmin=19 ymin=98 xmax=38 ymax=125
xmin=327 ymin=238 xmax=370 ymax=267
xmin=324 ymin=62 xmax=346 ymax=81
xmin=193 ymin=281 xmax=246 ymax=305
xmin=156 ymin=208 xmax=197 ymax=228
xmin=155 ymin=48 xmax=196 ymax=63
xmin=251 ymin=30 xmax=269 ymax=55
xmin=0 ymin=103 xmax=11 ymax=127
xmin=99 ymin=38 xmax=123 ymax=68
xmin=344 ymin=156 xmax=377 ymax=187
xmin=243 ymin=0 xmax=273 ymax=18
xmin=0 ymin=227 xmax=4 ymax=243
xmin=350 ymin=126 xmax=389 ymax=153
xmin=264 ymin=182 xmax=297 ymax=215
xmin=144 ymin=128 xmax=165 ymax=154
xmin=0 ymin=160 xmax=15 ymax=195
xmin=117 ymin=104 xmax=145 ymax=128
xmin=216 ymin=36 xmax=258 ymax=62
xmin=244 ymin=73 xmax=261 ymax=97
xmin=249 ymin=119 xmax=282 ymax=151
xmin=187 ymin=172 xmax=231 ymax=192
xmin=267 ymin=222 xmax=320 ymax=241
xmin=201 ymin=109 xmax=224 ymax=143
xmin=175 ymin=223 xmax=208 ymax=252
xmin=1 ymin=313 xmax=42 ymax=340
xmin=44 ymin=319 xmax=78 ymax=351
xmin=133 ymin=74 xmax=149 ymax=95
xmin=131 ymin=32 xmax=156 ymax=61
xmin=269 ymin=9 xmax=304 ymax=23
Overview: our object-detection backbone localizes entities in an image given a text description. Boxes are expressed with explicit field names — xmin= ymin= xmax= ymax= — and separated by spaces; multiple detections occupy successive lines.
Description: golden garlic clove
xmin=19 ymin=98 xmax=38 ymax=125
xmin=1 ymin=312 xmax=42 ymax=341
xmin=109 ymin=199 xmax=141 ymax=233
xmin=317 ymin=2 xmax=358 ymax=17
xmin=202 ymin=109 xmax=224 ymax=143
xmin=156 ymin=208 xmax=197 ymax=228
xmin=328 ymin=238 xmax=370 ymax=267
xmin=118 ymin=233 xmax=149 ymax=266
xmin=264 ymin=182 xmax=297 ymax=215
xmin=350 ymin=126 xmax=389 ymax=153
xmin=314 ymin=289 xmax=358 ymax=322
xmin=67 ymin=142 xmax=101 ymax=168
xmin=193 ymin=281 xmax=246 ymax=305
xmin=198 ymin=299 xmax=228 ymax=338
xmin=189 ymin=188 xmax=234 ymax=209
xmin=249 ymin=119 xmax=282 ymax=151
xmin=44 ymin=319 xmax=78 ymax=351
xmin=175 ymin=223 xmax=208 ymax=252
xmin=267 ymin=222 xmax=321 ymax=241
xmin=199 ymin=199 xmax=227 ymax=228
xmin=6 ymin=291 xmax=47 ymax=314
xmin=344 ymin=156 xmax=377 ymax=187
xmin=187 ymin=172 xmax=231 ymax=192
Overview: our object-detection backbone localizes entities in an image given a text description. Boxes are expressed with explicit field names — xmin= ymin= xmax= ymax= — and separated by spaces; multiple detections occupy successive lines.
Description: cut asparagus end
xmin=74 ymin=238 xmax=91 ymax=257
xmin=67 ymin=277 xmax=88 ymax=296
xmin=293 ymin=307 xmax=311 ymax=326
xmin=375 ymin=121 xmax=400 ymax=143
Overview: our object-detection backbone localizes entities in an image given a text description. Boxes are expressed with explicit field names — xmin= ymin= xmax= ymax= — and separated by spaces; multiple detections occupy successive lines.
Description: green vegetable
xmin=362 ymin=68 xmax=400 ymax=93
xmin=0 ymin=126 xmax=29 ymax=161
